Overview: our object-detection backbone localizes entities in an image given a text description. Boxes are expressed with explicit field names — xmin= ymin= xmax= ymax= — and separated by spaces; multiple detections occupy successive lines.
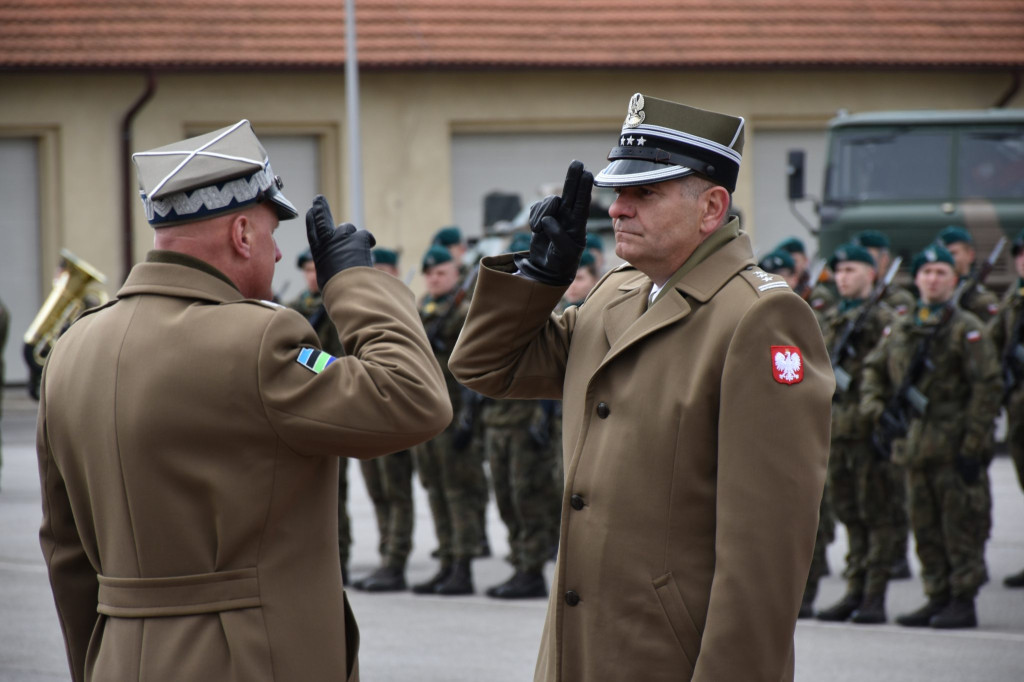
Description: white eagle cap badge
xmin=625 ymin=93 xmax=645 ymax=128
xmin=772 ymin=345 xmax=804 ymax=385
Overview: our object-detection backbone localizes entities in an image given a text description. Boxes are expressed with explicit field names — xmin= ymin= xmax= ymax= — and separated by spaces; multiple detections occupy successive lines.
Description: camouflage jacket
xmin=286 ymin=290 xmax=344 ymax=357
xmin=989 ymin=281 xmax=1024 ymax=410
xmin=420 ymin=290 xmax=469 ymax=415
xmin=821 ymin=299 xmax=893 ymax=440
xmin=959 ymin=279 xmax=1001 ymax=323
xmin=861 ymin=303 xmax=1002 ymax=466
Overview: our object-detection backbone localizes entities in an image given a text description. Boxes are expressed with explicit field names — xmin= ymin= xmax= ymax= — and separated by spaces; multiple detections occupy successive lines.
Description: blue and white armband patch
xmin=297 ymin=347 xmax=337 ymax=374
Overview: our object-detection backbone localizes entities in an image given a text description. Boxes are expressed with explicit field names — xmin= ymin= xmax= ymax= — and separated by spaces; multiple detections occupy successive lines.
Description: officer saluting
xmin=450 ymin=94 xmax=832 ymax=682
xmin=36 ymin=120 xmax=451 ymax=681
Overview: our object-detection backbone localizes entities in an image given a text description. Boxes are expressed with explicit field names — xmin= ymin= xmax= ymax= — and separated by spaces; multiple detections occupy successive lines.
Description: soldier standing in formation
xmin=287 ymin=249 xmax=352 ymax=584
xmin=352 ymin=247 xmax=418 ymax=593
xmin=36 ymin=120 xmax=450 ymax=680
xmin=852 ymin=229 xmax=914 ymax=580
xmin=938 ymin=225 xmax=1001 ymax=322
xmin=988 ymin=228 xmax=1024 ymax=588
xmin=412 ymin=245 xmax=487 ymax=595
xmin=451 ymin=94 xmax=832 ymax=681
xmin=814 ymin=244 xmax=899 ymax=624
xmin=861 ymin=245 xmax=1001 ymax=629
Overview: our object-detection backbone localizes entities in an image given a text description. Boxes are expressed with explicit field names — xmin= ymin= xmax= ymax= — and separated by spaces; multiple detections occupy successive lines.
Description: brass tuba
xmin=24 ymin=249 xmax=109 ymax=366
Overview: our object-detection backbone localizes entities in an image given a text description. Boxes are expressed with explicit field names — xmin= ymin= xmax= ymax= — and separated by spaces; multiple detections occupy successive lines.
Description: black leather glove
xmin=954 ymin=454 xmax=981 ymax=485
xmin=305 ymin=194 xmax=376 ymax=292
xmin=514 ymin=160 xmax=593 ymax=286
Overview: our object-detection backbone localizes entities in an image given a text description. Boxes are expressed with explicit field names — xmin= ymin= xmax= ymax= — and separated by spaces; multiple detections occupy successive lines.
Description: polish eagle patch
xmin=772 ymin=346 xmax=804 ymax=385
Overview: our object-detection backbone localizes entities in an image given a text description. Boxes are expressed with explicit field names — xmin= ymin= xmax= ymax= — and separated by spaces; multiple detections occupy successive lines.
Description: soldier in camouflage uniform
xmin=411 ymin=245 xmax=486 ymax=595
xmin=987 ymin=228 xmax=1024 ymax=588
xmin=861 ymin=245 xmax=1002 ymax=629
xmin=286 ymin=249 xmax=351 ymax=584
xmin=938 ymin=225 xmax=1001 ymax=322
xmin=352 ymin=247 xmax=416 ymax=592
xmin=433 ymin=225 xmax=491 ymax=558
xmin=814 ymin=244 xmax=899 ymax=624
xmin=853 ymin=229 xmax=915 ymax=579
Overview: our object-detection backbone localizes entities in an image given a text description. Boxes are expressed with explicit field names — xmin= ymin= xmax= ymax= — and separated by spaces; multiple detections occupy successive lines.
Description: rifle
xmin=1001 ymin=298 xmax=1024 ymax=405
xmin=424 ymin=263 xmax=480 ymax=355
xmin=958 ymin=236 xmax=1006 ymax=312
xmin=831 ymin=257 xmax=902 ymax=395
xmin=797 ymin=258 xmax=827 ymax=300
xmin=871 ymin=282 xmax=966 ymax=459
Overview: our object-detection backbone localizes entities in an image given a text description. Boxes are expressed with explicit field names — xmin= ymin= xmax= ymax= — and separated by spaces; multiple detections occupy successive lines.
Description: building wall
xmin=0 ymin=68 xmax=1020 ymax=307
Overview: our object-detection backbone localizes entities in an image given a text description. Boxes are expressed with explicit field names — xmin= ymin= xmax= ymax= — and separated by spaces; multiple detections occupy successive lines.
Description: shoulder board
xmin=231 ymin=298 xmax=287 ymax=311
xmin=738 ymin=267 xmax=791 ymax=296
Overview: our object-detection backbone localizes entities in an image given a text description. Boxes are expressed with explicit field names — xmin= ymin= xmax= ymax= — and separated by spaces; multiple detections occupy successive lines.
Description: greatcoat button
xmin=596 ymin=402 xmax=610 ymax=418
xmin=570 ymin=494 xmax=584 ymax=510
xmin=565 ymin=590 xmax=580 ymax=606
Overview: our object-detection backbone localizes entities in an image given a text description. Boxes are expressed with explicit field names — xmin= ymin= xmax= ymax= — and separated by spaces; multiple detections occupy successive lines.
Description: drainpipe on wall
xmin=993 ymin=71 xmax=1021 ymax=108
xmin=120 ymin=70 xmax=157 ymax=284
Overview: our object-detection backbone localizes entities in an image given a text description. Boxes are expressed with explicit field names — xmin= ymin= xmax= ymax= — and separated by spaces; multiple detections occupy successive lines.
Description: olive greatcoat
xmin=37 ymin=252 xmax=451 ymax=682
xmin=450 ymin=225 xmax=833 ymax=682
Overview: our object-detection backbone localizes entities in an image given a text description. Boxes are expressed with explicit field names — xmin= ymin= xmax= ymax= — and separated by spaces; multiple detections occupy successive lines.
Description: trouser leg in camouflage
xmin=908 ymin=461 xmax=989 ymax=599
xmin=338 ymin=457 xmax=351 ymax=569
xmin=360 ymin=457 xmax=389 ymax=557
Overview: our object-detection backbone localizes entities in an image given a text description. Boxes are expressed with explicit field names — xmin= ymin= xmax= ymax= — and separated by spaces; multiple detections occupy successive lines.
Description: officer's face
xmin=915 ymin=262 xmax=958 ymax=304
xmin=609 ymin=177 xmax=719 ymax=284
xmin=834 ymin=261 xmax=875 ymax=300
xmin=424 ymin=261 xmax=459 ymax=297
xmin=246 ymin=203 xmax=283 ymax=299
xmin=945 ymin=242 xmax=974 ymax=277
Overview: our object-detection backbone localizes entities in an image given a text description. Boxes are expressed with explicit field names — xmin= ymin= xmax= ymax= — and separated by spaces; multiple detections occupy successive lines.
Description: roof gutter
xmin=120 ymin=70 xmax=157 ymax=283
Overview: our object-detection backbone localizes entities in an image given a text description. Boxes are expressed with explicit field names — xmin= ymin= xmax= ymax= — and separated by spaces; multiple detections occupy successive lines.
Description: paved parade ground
xmin=2 ymin=387 xmax=1023 ymax=681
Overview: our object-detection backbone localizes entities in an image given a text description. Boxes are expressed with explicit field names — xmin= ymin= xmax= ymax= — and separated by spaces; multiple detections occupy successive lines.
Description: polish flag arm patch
xmin=966 ymin=330 xmax=982 ymax=343
xmin=772 ymin=345 xmax=804 ymax=384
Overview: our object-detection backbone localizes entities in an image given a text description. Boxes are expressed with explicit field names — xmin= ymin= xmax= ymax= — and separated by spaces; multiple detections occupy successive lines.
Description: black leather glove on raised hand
xmin=514 ymin=160 xmax=593 ymax=286
xmin=305 ymin=194 xmax=376 ymax=292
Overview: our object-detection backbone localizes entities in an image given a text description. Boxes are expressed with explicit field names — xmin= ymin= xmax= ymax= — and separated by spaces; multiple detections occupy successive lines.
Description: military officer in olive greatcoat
xmin=36 ymin=120 xmax=450 ymax=682
xmin=450 ymin=94 xmax=832 ymax=682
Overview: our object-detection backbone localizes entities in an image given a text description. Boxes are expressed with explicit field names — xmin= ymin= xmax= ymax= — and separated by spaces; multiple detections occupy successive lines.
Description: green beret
xmin=579 ymin=250 xmax=596 ymax=268
xmin=938 ymin=225 xmax=972 ymax=246
xmin=854 ymin=230 xmax=890 ymax=249
xmin=372 ymin=248 xmax=399 ymax=266
xmin=775 ymin=237 xmax=806 ymax=255
xmin=585 ymin=233 xmax=604 ymax=252
xmin=296 ymin=248 xmax=313 ymax=268
xmin=508 ymin=232 xmax=532 ymax=253
xmin=912 ymin=245 xmax=955 ymax=276
xmin=829 ymin=243 xmax=876 ymax=270
xmin=1013 ymin=229 xmax=1024 ymax=257
xmin=422 ymin=244 xmax=453 ymax=271
xmin=433 ymin=226 xmax=463 ymax=247
xmin=758 ymin=250 xmax=795 ymax=273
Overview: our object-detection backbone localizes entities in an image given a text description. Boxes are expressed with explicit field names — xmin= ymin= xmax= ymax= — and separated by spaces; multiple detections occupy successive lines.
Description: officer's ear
xmin=699 ymin=185 xmax=731 ymax=237
xmin=228 ymin=212 xmax=254 ymax=260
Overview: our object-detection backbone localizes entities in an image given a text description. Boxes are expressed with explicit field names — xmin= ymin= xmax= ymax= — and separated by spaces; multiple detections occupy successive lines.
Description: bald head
xmin=153 ymin=203 xmax=282 ymax=299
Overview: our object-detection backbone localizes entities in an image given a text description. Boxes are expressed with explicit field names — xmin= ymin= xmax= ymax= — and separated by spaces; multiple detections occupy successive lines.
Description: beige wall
xmin=1 ymin=68 xmax=1020 ymax=296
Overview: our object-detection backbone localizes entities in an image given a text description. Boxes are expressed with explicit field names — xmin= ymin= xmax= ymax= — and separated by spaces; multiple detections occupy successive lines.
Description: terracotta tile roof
xmin=2 ymin=0 xmax=1023 ymax=71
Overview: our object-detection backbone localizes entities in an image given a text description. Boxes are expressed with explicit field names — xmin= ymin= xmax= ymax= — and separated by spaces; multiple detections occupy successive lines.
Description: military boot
xmin=890 ymin=555 xmax=912 ymax=580
xmin=491 ymin=571 xmax=547 ymax=599
xmin=929 ymin=597 xmax=977 ymax=629
xmin=895 ymin=595 xmax=950 ymax=627
xmin=435 ymin=558 xmax=474 ymax=596
xmin=1003 ymin=567 xmax=1024 ymax=588
xmin=815 ymin=591 xmax=862 ymax=622
xmin=850 ymin=594 xmax=886 ymax=624
xmin=412 ymin=563 xmax=452 ymax=595
xmin=486 ymin=572 xmax=517 ymax=598
xmin=362 ymin=566 xmax=407 ymax=593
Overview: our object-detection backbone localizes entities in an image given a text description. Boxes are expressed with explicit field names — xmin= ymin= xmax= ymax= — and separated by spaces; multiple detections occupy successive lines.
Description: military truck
xmin=788 ymin=108 xmax=1024 ymax=289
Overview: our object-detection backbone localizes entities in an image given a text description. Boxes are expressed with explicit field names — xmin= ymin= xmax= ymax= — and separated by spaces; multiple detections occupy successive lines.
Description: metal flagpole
xmin=344 ymin=0 xmax=364 ymax=228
